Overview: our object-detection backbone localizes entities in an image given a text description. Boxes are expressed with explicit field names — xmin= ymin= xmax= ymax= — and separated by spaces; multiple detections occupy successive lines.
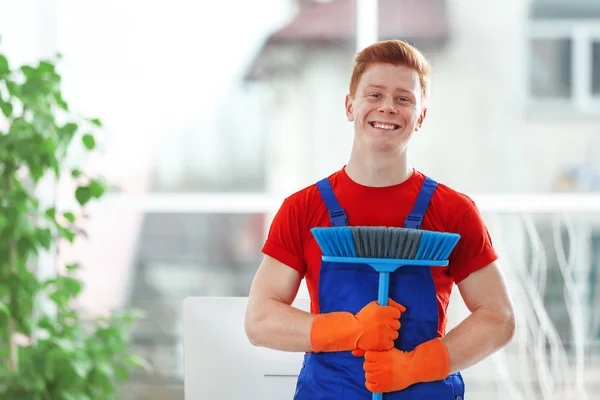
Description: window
xmin=530 ymin=38 xmax=572 ymax=99
xmin=528 ymin=25 xmax=600 ymax=111
xmin=528 ymin=0 xmax=600 ymax=112
xmin=593 ymin=40 xmax=600 ymax=95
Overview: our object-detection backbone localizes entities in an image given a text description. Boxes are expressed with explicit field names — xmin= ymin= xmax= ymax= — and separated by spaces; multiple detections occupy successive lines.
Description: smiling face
xmin=345 ymin=63 xmax=427 ymax=154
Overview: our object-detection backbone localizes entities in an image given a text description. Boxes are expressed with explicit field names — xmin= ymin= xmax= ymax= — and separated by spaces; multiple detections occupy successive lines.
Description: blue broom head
xmin=311 ymin=226 xmax=357 ymax=258
xmin=311 ymin=226 xmax=460 ymax=261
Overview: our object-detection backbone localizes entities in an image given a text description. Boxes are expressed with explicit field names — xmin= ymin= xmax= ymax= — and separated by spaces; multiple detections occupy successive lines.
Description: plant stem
xmin=6 ymin=172 xmax=18 ymax=372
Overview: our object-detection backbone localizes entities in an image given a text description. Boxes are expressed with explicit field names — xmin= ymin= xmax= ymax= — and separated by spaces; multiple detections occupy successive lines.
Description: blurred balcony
xmin=83 ymin=192 xmax=600 ymax=399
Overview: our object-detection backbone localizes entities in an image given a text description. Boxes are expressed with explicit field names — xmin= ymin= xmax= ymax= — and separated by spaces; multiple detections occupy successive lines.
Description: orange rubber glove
xmin=351 ymin=338 xmax=450 ymax=393
xmin=310 ymin=299 xmax=406 ymax=353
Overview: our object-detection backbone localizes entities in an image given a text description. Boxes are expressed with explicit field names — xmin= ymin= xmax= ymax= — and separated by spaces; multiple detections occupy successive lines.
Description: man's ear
xmin=415 ymin=108 xmax=427 ymax=131
xmin=345 ymin=94 xmax=354 ymax=122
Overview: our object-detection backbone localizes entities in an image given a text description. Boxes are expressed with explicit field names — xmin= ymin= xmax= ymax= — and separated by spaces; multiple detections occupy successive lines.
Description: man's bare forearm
xmin=441 ymin=306 xmax=516 ymax=373
xmin=245 ymin=296 xmax=315 ymax=352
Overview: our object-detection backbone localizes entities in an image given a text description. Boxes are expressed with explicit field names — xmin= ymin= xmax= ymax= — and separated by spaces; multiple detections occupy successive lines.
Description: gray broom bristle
xmin=404 ymin=229 xmax=422 ymax=259
xmin=352 ymin=227 xmax=423 ymax=259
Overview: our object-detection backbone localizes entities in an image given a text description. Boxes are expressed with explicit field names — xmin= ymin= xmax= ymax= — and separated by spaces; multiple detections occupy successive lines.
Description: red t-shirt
xmin=262 ymin=167 xmax=498 ymax=336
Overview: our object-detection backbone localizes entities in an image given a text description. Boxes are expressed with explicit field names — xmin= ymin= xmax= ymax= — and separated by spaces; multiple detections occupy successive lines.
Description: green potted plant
xmin=0 ymin=48 xmax=149 ymax=399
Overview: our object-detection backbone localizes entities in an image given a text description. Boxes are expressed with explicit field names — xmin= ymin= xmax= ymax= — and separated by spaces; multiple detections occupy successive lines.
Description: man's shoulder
xmin=284 ymin=170 xmax=343 ymax=200
xmin=281 ymin=169 xmax=345 ymax=212
xmin=435 ymin=182 xmax=475 ymax=205
xmin=423 ymin=174 xmax=489 ymax=237
xmin=421 ymin=173 xmax=478 ymax=212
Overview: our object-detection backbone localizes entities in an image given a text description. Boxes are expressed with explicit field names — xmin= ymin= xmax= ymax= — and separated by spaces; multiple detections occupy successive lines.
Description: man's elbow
xmin=500 ymin=305 xmax=517 ymax=346
xmin=244 ymin=309 xmax=264 ymax=347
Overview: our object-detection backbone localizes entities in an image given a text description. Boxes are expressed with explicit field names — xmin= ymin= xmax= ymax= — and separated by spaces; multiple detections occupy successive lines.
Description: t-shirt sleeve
xmin=261 ymin=197 xmax=307 ymax=277
xmin=448 ymin=198 xmax=499 ymax=284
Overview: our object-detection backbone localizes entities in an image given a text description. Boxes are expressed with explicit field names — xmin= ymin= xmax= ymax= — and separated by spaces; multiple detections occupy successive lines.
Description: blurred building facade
xmin=1 ymin=0 xmax=599 ymax=398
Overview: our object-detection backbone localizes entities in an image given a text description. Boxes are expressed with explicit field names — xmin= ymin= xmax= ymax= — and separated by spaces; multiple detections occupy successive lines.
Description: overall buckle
xmin=405 ymin=213 xmax=423 ymax=229
xmin=329 ymin=209 xmax=348 ymax=227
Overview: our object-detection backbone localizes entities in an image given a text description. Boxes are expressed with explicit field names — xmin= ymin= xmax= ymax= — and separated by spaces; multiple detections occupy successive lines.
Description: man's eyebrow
xmin=364 ymin=84 xmax=414 ymax=96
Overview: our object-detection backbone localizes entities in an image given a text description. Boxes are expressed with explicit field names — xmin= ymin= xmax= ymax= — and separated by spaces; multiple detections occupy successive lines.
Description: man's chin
xmin=367 ymin=135 xmax=404 ymax=153
xmin=353 ymin=131 xmax=410 ymax=154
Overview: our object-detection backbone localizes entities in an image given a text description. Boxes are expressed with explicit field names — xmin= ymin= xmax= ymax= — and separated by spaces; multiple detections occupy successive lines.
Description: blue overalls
xmin=293 ymin=176 xmax=466 ymax=400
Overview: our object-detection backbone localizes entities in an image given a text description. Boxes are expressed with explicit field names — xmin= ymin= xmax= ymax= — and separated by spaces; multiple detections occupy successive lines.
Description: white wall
xmin=411 ymin=0 xmax=531 ymax=193
xmin=419 ymin=0 xmax=600 ymax=194
xmin=263 ymin=49 xmax=356 ymax=196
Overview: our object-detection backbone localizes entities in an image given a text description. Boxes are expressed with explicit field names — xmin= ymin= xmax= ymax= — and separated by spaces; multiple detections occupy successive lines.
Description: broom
xmin=311 ymin=226 xmax=460 ymax=400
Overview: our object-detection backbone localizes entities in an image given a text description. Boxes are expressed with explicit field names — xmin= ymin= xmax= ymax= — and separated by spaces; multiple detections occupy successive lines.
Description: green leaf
xmin=20 ymin=315 xmax=34 ymax=333
xmin=49 ymin=290 xmax=68 ymax=309
xmin=71 ymin=358 xmax=93 ymax=378
xmin=96 ymin=362 xmax=114 ymax=379
xmin=0 ymin=54 xmax=9 ymax=75
xmin=53 ymin=91 xmax=68 ymax=110
xmin=65 ymin=263 xmax=80 ymax=271
xmin=63 ymin=211 xmax=76 ymax=223
xmin=64 ymin=393 xmax=92 ymax=400
xmin=20 ymin=65 xmax=37 ymax=78
xmin=17 ymin=235 xmax=38 ymax=258
xmin=60 ymin=122 xmax=78 ymax=139
xmin=125 ymin=354 xmax=152 ymax=372
xmin=0 ymin=101 xmax=12 ymax=117
xmin=61 ymin=276 xmax=83 ymax=297
xmin=82 ymin=133 xmax=95 ymax=150
xmin=45 ymin=207 xmax=56 ymax=219
xmin=53 ymin=337 xmax=76 ymax=353
xmin=75 ymin=186 xmax=92 ymax=206
xmin=117 ymin=308 xmax=147 ymax=324
xmin=38 ymin=60 xmax=55 ymax=75
xmin=62 ymin=392 xmax=79 ymax=400
xmin=5 ymin=80 xmax=19 ymax=96
xmin=38 ymin=315 xmax=56 ymax=333
xmin=58 ymin=226 xmax=75 ymax=242
xmin=114 ymin=364 xmax=130 ymax=380
xmin=89 ymin=117 xmax=102 ymax=127
xmin=71 ymin=168 xmax=83 ymax=178
xmin=41 ymin=277 xmax=58 ymax=289
xmin=36 ymin=228 xmax=53 ymax=250
xmin=89 ymin=180 xmax=105 ymax=199
xmin=0 ymin=301 xmax=10 ymax=317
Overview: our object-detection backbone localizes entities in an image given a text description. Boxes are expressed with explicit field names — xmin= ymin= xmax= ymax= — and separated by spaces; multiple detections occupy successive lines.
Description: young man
xmin=245 ymin=40 xmax=516 ymax=399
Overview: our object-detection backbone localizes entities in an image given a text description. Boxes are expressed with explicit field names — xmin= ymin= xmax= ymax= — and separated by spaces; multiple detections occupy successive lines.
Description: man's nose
xmin=379 ymin=101 xmax=398 ymax=114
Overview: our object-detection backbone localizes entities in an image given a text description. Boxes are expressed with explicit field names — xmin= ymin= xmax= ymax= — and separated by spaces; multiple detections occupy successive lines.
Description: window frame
xmin=527 ymin=19 xmax=600 ymax=116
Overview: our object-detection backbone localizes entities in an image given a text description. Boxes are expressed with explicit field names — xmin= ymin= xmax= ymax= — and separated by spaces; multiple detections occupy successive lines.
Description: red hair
xmin=349 ymin=40 xmax=431 ymax=102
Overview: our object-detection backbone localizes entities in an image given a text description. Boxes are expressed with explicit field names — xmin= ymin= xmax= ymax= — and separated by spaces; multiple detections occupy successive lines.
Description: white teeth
xmin=372 ymin=122 xmax=397 ymax=130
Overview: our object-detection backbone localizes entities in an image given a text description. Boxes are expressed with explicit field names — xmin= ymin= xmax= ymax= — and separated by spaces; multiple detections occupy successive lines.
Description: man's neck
xmin=345 ymin=146 xmax=412 ymax=188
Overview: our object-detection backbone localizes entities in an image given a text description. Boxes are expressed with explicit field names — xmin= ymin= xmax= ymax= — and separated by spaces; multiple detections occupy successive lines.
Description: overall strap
xmin=404 ymin=177 xmax=438 ymax=229
xmin=316 ymin=177 xmax=348 ymax=227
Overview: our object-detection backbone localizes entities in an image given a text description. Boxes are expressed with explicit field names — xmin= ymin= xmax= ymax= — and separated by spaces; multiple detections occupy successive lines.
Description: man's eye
xmin=370 ymin=93 xmax=381 ymax=99
xmin=396 ymin=97 xmax=408 ymax=102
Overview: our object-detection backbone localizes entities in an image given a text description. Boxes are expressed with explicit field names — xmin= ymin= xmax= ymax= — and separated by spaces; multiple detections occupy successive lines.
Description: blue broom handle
xmin=373 ymin=272 xmax=391 ymax=400
xmin=377 ymin=272 xmax=389 ymax=306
